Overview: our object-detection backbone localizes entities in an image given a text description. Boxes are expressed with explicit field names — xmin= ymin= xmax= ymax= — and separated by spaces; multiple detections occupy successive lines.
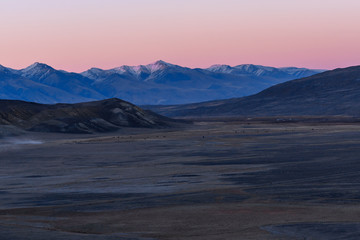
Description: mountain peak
xmin=21 ymin=62 xmax=55 ymax=79
xmin=88 ymin=67 xmax=104 ymax=73
xmin=209 ymin=64 xmax=232 ymax=68
xmin=235 ymin=64 xmax=262 ymax=70
xmin=81 ymin=67 xmax=106 ymax=80
xmin=146 ymin=60 xmax=174 ymax=72
xmin=207 ymin=64 xmax=233 ymax=73
xmin=32 ymin=62 xmax=50 ymax=68
xmin=234 ymin=64 xmax=279 ymax=75
xmin=153 ymin=60 xmax=171 ymax=66
xmin=146 ymin=60 xmax=174 ymax=71
xmin=23 ymin=62 xmax=54 ymax=71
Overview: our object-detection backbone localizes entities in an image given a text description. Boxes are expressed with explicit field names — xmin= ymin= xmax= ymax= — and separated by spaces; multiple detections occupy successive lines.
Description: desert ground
xmin=1 ymin=119 xmax=360 ymax=239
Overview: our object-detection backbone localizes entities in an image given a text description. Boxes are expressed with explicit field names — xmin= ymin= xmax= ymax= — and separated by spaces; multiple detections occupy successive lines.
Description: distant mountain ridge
xmin=0 ymin=61 xmax=325 ymax=105
xmin=145 ymin=65 xmax=360 ymax=117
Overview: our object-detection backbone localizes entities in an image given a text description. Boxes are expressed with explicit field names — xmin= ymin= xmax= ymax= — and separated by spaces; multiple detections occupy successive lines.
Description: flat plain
xmin=1 ymin=119 xmax=360 ymax=239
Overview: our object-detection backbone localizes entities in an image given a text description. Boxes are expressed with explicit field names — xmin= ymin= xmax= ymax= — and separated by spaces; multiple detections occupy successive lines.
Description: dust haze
xmin=0 ymin=137 xmax=42 ymax=151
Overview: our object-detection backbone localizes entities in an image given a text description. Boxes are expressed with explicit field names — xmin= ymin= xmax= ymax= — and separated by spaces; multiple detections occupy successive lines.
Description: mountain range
xmin=0 ymin=61 xmax=324 ymax=105
xmin=145 ymin=65 xmax=360 ymax=117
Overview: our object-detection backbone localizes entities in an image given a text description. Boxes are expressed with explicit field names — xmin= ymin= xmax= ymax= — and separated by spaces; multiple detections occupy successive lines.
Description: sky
xmin=0 ymin=0 xmax=359 ymax=72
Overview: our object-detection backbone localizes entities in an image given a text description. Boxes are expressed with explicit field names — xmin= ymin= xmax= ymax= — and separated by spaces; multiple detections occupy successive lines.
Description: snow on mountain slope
xmin=20 ymin=62 xmax=55 ymax=80
xmin=208 ymin=64 xmax=324 ymax=79
xmin=0 ymin=61 xmax=326 ymax=105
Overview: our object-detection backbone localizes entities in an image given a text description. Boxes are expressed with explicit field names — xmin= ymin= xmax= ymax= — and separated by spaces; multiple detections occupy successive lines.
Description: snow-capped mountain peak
xmin=23 ymin=62 xmax=53 ymax=71
xmin=109 ymin=60 xmax=175 ymax=79
xmin=21 ymin=62 xmax=55 ymax=79
xmin=112 ymin=65 xmax=149 ymax=76
xmin=81 ymin=68 xmax=106 ymax=80
xmin=145 ymin=60 xmax=174 ymax=72
xmin=233 ymin=64 xmax=282 ymax=77
xmin=207 ymin=64 xmax=233 ymax=73
xmin=235 ymin=64 xmax=273 ymax=71
xmin=89 ymin=67 xmax=104 ymax=73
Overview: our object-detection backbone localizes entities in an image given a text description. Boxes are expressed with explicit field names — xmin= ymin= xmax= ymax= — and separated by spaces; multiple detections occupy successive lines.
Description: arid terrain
xmin=1 ymin=119 xmax=360 ymax=239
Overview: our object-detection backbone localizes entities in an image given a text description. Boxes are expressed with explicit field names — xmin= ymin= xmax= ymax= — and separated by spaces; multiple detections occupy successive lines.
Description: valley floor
xmin=1 ymin=120 xmax=360 ymax=239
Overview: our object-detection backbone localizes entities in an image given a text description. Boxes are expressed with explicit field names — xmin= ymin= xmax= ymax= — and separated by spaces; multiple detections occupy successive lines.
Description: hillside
xmin=0 ymin=98 xmax=176 ymax=133
xmin=145 ymin=66 xmax=360 ymax=117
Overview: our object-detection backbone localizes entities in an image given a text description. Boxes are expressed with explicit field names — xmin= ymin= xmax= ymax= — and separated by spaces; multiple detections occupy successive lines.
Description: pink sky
xmin=0 ymin=0 xmax=359 ymax=72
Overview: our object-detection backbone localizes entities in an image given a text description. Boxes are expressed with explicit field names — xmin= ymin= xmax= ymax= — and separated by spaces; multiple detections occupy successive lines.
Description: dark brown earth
xmin=0 ymin=98 xmax=179 ymax=134
xmin=1 ymin=119 xmax=360 ymax=239
xmin=0 ymin=98 xmax=178 ymax=134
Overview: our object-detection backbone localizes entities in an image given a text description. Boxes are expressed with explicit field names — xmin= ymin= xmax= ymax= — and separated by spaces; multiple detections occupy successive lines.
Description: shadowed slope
xmin=0 ymin=98 xmax=176 ymax=133
xmin=145 ymin=66 xmax=360 ymax=117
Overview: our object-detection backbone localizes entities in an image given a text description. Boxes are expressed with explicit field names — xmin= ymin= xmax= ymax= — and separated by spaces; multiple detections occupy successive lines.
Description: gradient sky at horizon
xmin=1 ymin=0 xmax=359 ymax=72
